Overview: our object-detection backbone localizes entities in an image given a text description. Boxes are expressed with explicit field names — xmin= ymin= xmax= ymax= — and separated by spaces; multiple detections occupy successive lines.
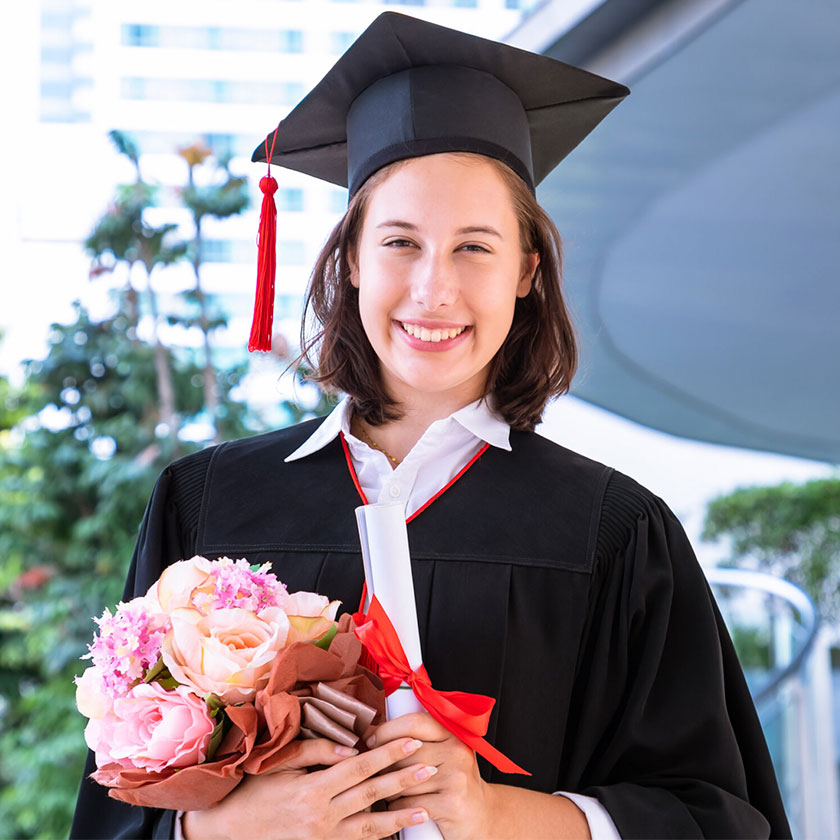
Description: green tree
xmin=703 ymin=478 xmax=840 ymax=619
xmin=0 ymin=134 xmax=251 ymax=838
xmin=176 ymin=140 xmax=249 ymax=443
xmin=86 ymin=130 xmax=188 ymax=449
xmin=0 ymin=131 xmax=325 ymax=837
xmin=0 ymin=301 xmax=258 ymax=837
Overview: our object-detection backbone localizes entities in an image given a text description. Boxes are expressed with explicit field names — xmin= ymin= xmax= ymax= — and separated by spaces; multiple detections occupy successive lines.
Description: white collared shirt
xmin=285 ymin=396 xmax=510 ymax=518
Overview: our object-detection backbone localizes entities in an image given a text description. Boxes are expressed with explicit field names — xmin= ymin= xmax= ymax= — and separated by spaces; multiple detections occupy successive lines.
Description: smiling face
xmin=351 ymin=153 xmax=538 ymax=412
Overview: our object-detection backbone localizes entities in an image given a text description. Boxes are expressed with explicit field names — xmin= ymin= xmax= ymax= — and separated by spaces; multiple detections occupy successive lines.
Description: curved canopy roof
xmin=534 ymin=0 xmax=840 ymax=462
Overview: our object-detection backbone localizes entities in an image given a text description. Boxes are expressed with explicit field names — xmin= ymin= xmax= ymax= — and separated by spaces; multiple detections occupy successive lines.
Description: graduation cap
xmin=247 ymin=11 xmax=629 ymax=351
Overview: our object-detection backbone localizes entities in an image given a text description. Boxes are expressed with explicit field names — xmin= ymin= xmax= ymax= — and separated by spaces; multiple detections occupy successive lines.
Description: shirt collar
xmin=284 ymin=395 xmax=510 ymax=462
xmin=448 ymin=397 xmax=511 ymax=451
xmin=284 ymin=397 xmax=353 ymax=462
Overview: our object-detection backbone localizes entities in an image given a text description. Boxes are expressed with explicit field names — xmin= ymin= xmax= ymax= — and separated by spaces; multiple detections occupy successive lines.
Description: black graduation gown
xmin=71 ymin=419 xmax=791 ymax=839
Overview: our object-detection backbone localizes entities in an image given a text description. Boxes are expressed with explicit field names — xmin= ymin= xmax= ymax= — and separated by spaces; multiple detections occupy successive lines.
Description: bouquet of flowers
xmin=75 ymin=556 xmax=384 ymax=811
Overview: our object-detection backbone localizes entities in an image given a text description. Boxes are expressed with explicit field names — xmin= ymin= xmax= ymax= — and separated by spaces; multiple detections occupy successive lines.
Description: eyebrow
xmin=376 ymin=220 xmax=503 ymax=238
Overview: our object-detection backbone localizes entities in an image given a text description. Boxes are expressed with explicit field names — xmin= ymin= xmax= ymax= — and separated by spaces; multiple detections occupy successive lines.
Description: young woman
xmin=72 ymin=13 xmax=790 ymax=840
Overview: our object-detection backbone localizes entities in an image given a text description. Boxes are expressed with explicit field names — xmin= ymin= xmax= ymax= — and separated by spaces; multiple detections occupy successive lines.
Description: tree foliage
xmin=703 ymin=478 xmax=840 ymax=618
xmin=0 ymin=132 xmax=321 ymax=837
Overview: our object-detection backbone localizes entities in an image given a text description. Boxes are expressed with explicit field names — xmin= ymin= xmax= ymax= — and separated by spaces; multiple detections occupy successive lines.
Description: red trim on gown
xmin=339 ymin=431 xmax=491 ymax=612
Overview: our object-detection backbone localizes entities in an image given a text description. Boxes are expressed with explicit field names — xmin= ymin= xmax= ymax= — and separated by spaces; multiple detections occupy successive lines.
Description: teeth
xmin=401 ymin=323 xmax=466 ymax=342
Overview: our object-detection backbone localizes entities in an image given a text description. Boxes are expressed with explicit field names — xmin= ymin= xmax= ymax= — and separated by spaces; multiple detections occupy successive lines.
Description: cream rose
xmin=286 ymin=591 xmax=340 ymax=620
xmin=285 ymin=591 xmax=342 ymax=644
xmin=75 ymin=667 xmax=109 ymax=720
xmin=161 ymin=606 xmax=290 ymax=704
xmin=152 ymin=555 xmax=215 ymax=612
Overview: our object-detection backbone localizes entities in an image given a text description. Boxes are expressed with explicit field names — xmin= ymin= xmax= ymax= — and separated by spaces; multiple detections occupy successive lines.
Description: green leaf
xmin=205 ymin=712 xmax=228 ymax=763
xmin=312 ymin=622 xmax=338 ymax=650
xmin=143 ymin=656 xmax=166 ymax=683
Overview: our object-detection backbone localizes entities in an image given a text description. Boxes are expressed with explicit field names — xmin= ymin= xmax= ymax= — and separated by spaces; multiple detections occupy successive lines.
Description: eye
xmin=459 ymin=243 xmax=491 ymax=254
xmin=383 ymin=238 xmax=417 ymax=249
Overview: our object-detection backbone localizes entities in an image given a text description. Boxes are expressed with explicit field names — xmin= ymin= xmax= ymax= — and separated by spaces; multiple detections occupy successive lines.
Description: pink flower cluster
xmin=190 ymin=558 xmax=287 ymax=614
xmin=76 ymin=556 xmax=340 ymax=778
xmin=84 ymin=599 xmax=168 ymax=697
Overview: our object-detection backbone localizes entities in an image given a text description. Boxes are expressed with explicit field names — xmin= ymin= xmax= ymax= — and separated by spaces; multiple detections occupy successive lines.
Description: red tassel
xmin=249 ymin=174 xmax=278 ymax=352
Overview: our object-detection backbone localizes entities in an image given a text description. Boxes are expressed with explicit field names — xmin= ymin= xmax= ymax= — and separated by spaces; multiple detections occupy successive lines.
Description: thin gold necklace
xmin=353 ymin=417 xmax=400 ymax=466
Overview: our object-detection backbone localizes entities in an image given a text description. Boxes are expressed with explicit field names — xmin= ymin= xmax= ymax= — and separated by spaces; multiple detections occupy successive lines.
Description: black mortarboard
xmin=247 ymin=12 xmax=629 ymax=352
xmin=252 ymin=12 xmax=629 ymax=196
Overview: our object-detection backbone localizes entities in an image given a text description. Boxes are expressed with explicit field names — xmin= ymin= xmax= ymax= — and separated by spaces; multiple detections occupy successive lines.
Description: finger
xmin=375 ymin=739 xmax=451 ymax=773
xmin=321 ymin=737 xmax=422 ymax=798
xmin=275 ymin=738 xmax=359 ymax=772
xmin=339 ymin=805 xmax=429 ymax=839
xmin=384 ymin=774 xmax=442 ymax=803
xmin=332 ymin=762 xmax=438 ymax=819
xmin=388 ymin=793 xmax=442 ymax=819
xmin=366 ymin=712 xmax=448 ymax=749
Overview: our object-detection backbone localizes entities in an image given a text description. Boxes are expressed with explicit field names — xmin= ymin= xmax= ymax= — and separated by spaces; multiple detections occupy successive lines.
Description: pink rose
xmin=86 ymin=682 xmax=215 ymax=773
xmin=161 ymin=606 xmax=290 ymax=704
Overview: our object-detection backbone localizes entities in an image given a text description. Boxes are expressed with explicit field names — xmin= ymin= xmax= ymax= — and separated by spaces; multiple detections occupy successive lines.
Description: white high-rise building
xmin=5 ymin=0 xmax=538 ymax=381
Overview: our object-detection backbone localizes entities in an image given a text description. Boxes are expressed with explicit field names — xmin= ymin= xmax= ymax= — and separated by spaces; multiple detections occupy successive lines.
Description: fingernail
xmin=414 ymin=764 xmax=438 ymax=782
xmin=366 ymin=734 xmax=376 ymax=748
xmin=335 ymin=745 xmax=358 ymax=756
xmin=410 ymin=809 xmax=428 ymax=825
xmin=403 ymin=738 xmax=423 ymax=755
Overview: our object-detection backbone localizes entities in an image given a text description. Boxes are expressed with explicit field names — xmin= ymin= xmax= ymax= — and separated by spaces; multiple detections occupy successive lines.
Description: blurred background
xmin=0 ymin=0 xmax=837 ymax=836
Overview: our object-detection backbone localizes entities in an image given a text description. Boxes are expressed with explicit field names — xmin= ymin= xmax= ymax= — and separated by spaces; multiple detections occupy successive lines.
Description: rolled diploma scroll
xmin=355 ymin=503 xmax=444 ymax=840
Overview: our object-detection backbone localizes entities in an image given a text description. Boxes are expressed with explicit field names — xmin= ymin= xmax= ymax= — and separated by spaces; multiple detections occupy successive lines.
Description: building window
xmin=280 ymin=82 xmax=305 ymax=105
xmin=205 ymin=27 xmax=222 ymax=49
xmin=277 ymin=241 xmax=306 ymax=265
xmin=212 ymin=80 xmax=231 ymax=103
xmin=201 ymin=240 xmax=233 ymax=262
xmin=121 ymin=77 xmax=147 ymax=99
xmin=40 ymin=80 xmax=76 ymax=100
xmin=330 ymin=189 xmax=348 ymax=213
xmin=204 ymin=133 xmax=234 ymax=159
xmin=276 ymin=188 xmax=304 ymax=212
xmin=122 ymin=24 xmax=160 ymax=47
xmin=120 ymin=78 xmax=304 ymax=106
xmin=275 ymin=294 xmax=303 ymax=320
xmin=280 ymin=30 xmax=304 ymax=53
xmin=330 ymin=31 xmax=355 ymax=53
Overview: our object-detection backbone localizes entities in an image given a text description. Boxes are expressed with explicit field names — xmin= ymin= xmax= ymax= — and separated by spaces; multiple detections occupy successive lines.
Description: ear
xmin=517 ymin=251 xmax=539 ymax=298
xmin=348 ymin=248 xmax=360 ymax=289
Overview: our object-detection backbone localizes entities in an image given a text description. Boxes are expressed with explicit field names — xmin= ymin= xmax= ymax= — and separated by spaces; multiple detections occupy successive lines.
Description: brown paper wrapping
xmin=95 ymin=616 xmax=384 ymax=811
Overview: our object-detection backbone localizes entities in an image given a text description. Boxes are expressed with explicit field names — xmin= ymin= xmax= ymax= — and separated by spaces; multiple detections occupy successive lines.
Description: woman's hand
xmin=370 ymin=713 xmax=592 ymax=840
xmin=367 ymin=712 xmax=493 ymax=840
xmin=182 ymin=736 xmax=432 ymax=840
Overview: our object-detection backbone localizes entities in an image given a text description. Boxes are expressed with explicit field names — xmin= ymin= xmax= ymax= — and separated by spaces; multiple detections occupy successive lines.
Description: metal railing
xmin=707 ymin=567 xmax=837 ymax=840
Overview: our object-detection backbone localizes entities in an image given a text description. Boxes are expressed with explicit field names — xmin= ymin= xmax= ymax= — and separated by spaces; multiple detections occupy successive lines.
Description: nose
xmin=410 ymin=252 xmax=458 ymax=311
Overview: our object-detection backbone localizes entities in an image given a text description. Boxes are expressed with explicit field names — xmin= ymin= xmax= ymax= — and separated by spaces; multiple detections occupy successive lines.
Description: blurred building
xmin=19 ymin=0 xmax=540 ymax=371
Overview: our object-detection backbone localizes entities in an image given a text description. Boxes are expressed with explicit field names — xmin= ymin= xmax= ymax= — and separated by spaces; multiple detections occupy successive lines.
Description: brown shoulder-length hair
xmin=299 ymin=154 xmax=578 ymax=432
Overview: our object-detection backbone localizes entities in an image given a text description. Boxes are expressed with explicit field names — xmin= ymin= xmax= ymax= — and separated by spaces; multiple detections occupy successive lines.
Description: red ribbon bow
xmin=353 ymin=596 xmax=529 ymax=775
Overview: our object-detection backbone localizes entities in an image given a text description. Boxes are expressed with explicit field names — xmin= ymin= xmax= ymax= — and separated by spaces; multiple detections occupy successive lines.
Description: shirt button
xmin=389 ymin=485 xmax=401 ymax=499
